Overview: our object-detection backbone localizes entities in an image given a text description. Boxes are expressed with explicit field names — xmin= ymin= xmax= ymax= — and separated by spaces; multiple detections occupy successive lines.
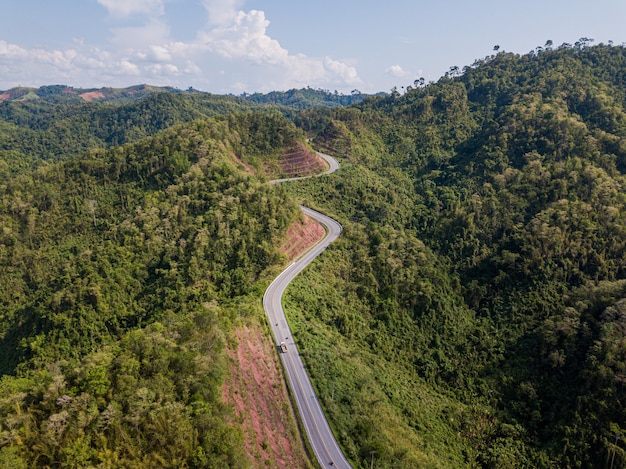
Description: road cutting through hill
xmin=264 ymin=151 xmax=352 ymax=469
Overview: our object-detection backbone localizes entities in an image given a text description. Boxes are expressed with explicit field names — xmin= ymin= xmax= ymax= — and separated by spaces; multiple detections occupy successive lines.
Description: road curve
xmin=269 ymin=151 xmax=340 ymax=184
xmin=264 ymin=153 xmax=352 ymax=469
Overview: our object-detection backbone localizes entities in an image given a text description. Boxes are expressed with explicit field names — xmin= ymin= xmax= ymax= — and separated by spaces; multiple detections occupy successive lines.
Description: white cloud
xmin=0 ymin=1 xmax=362 ymax=93
xmin=198 ymin=10 xmax=285 ymax=64
xmin=0 ymin=41 xmax=77 ymax=70
xmin=386 ymin=64 xmax=409 ymax=77
xmin=200 ymin=0 xmax=244 ymax=26
xmin=73 ymin=50 xmax=110 ymax=71
xmin=193 ymin=7 xmax=360 ymax=90
xmin=118 ymin=59 xmax=142 ymax=75
xmin=109 ymin=18 xmax=171 ymax=48
xmin=0 ymin=41 xmax=29 ymax=60
xmin=146 ymin=63 xmax=179 ymax=76
xmin=182 ymin=60 xmax=201 ymax=74
xmin=149 ymin=45 xmax=172 ymax=62
xmin=324 ymin=57 xmax=360 ymax=84
xmin=97 ymin=0 xmax=165 ymax=18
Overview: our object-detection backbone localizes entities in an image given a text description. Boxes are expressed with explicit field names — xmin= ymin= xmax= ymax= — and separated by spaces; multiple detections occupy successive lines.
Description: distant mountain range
xmin=0 ymin=84 xmax=185 ymax=103
xmin=0 ymin=84 xmax=382 ymax=108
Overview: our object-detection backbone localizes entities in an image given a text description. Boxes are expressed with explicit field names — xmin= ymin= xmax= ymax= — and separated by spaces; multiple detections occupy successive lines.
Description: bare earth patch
xmin=222 ymin=215 xmax=325 ymax=468
xmin=279 ymin=143 xmax=327 ymax=178
xmin=261 ymin=143 xmax=327 ymax=180
xmin=222 ymin=324 xmax=311 ymax=468
xmin=279 ymin=214 xmax=326 ymax=262
xmin=80 ymin=91 xmax=105 ymax=101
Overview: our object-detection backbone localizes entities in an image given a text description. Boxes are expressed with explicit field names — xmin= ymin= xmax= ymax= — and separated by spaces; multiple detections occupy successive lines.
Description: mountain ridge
xmin=0 ymin=42 xmax=625 ymax=468
xmin=0 ymin=83 xmax=382 ymax=108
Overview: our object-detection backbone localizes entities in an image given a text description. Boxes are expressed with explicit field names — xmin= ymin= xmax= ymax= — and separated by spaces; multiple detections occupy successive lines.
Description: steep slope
xmin=0 ymin=112 xmax=311 ymax=467
xmin=2 ymin=42 xmax=626 ymax=468
xmin=222 ymin=213 xmax=326 ymax=469
xmin=223 ymin=324 xmax=312 ymax=469
xmin=0 ymin=91 xmax=257 ymax=174
xmin=279 ymin=143 xmax=327 ymax=178
xmin=288 ymin=42 xmax=626 ymax=468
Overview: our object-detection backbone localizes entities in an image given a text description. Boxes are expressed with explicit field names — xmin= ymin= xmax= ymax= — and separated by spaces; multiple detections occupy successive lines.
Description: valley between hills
xmin=1 ymin=41 xmax=626 ymax=468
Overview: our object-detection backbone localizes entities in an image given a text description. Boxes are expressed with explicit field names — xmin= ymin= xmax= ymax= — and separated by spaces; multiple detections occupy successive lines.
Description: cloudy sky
xmin=1 ymin=0 xmax=626 ymax=94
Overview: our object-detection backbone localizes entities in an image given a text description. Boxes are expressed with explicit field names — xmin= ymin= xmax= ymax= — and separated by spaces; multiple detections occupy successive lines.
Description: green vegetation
xmin=240 ymin=87 xmax=378 ymax=110
xmin=1 ymin=40 xmax=626 ymax=469
xmin=0 ymin=91 xmax=258 ymax=174
xmin=285 ymin=41 xmax=626 ymax=468
xmin=0 ymin=86 xmax=369 ymax=177
xmin=0 ymin=111 xmax=303 ymax=467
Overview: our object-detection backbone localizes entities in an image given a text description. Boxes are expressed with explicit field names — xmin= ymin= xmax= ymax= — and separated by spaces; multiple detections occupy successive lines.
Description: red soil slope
xmin=278 ymin=143 xmax=328 ymax=178
xmin=279 ymin=214 xmax=326 ymax=261
xmin=80 ymin=91 xmax=106 ymax=101
xmin=223 ymin=324 xmax=312 ymax=468
xmin=222 ymin=214 xmax=325 ymax=468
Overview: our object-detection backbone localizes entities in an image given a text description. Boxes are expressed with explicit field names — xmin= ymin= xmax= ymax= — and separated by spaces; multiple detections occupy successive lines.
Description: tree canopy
xmin=0 ymin=111 xmax=301 ymax=467
xmin=1 ymin=41 xmax=626 ymax=468
xmin=290 ymin=41 xmax=626 ymax=468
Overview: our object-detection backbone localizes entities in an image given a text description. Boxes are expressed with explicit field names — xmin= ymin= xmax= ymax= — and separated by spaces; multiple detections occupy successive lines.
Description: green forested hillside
xmin=0 ymin=91 xmax=257 ymax=174
xmin=0 ymin=84 xmax=186 ymax=103
xmin=241 ymin=87 xmax=378 ymax=110
xmin=1 ymin=41 xmax=626 ymax=469
xmin=0 ymin=87 xmax=368 ymax=178
xmin=286 ymin=41 xmax=626 ymax=468
xmin=0 ymin=112 xmax=303 ymax=467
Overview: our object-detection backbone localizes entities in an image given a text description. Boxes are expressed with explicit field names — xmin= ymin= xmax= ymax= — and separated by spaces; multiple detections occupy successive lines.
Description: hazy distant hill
xmin=0 ymin=90 xmax=259 ymax=173
xmin=0 ymin=85 xmax=380 ymax=173
xmin=240 ymin=87 xmax=384 ymax=109
xmin=0 ymin=84 xmax=189 ymax=104
xmin=0 ymin=84 xmax=383 ymax=109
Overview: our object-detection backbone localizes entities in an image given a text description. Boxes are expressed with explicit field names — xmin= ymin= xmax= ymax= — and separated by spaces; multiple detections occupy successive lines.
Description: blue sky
xmin=1 ymin=0 xmax=625 ymax=94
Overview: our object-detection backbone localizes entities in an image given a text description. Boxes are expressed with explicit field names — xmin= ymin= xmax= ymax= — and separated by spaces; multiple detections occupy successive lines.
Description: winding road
xmin=263 ymin=151 xmax=352 ymax=468
xmin=269 ymin=150 xmax=340 ymax=184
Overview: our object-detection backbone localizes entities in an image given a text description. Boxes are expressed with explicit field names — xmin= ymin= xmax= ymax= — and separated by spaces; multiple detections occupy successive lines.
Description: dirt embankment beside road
xmin=223 ymin=324 xmax=311 ymax=468
xmin=278 ymin=143 xmax=328 ymax=178
xmin=222 ymin=214 xmax=324 ymax=468
xmin=279 ymin=213 xmax=326 ymax=261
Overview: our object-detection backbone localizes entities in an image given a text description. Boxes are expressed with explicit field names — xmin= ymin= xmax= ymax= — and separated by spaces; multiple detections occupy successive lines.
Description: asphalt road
xmin=264 ymin=154 xmax=351 ymax=468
